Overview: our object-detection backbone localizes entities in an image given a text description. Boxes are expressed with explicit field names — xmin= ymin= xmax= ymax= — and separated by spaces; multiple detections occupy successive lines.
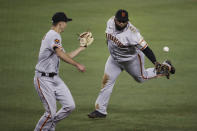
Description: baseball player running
xmin=88 ymin=9 xmax=175 ymax=118
xmin=34 ymin=12 xmax=91 ymax=131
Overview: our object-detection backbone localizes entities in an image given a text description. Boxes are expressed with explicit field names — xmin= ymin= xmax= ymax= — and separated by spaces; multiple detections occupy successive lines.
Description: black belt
xmin=41 ymin=72 xmax=57 ymax=77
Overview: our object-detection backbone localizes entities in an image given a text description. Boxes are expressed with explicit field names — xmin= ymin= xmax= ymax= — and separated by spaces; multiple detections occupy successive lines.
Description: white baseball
xmin=163 ymin=46 xmax=169 ymax=52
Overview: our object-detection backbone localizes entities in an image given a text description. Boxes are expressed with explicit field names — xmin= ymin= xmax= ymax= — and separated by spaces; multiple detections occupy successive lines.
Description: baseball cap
xmin=115 ymin=9 xmax=129 ymax=23
xmin=52 ymin=12 xmax=72 ymax=24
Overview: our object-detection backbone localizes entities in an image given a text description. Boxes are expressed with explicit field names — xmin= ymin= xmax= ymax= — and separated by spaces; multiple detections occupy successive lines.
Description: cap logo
xmin=122 ymin=12 xmax=126 ymax=17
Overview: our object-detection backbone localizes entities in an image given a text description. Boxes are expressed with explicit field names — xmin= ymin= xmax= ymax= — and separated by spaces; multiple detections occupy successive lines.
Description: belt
xmin=41 ymin=72 xmax=57 ymax=77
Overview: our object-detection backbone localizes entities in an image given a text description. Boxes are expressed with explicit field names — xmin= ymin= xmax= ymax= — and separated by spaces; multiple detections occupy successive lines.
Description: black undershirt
xmin=142 ymin=46 xmax=156 ymax=64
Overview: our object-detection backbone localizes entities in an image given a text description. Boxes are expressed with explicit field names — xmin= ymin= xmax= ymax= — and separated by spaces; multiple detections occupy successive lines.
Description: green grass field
xmin=0 ymin=0 xmax=197 ymax=130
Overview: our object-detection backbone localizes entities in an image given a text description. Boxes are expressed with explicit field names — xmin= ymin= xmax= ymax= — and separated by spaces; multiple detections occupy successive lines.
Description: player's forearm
xmin=61 ymin=53 xmax=79 ymax=66
xmin=55 ymin=48 xmax=79 ymax=67
xmin=142 ymin=46 xmax=157 ymax=64
xmin=67 ymin=46 xmax=86 ymax=58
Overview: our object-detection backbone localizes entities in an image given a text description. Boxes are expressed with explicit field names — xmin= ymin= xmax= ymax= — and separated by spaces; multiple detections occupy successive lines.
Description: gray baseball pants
xmin=95 ymin=52 xmax=157 ymax=114
xmin=34 ymin=72 xmax=75 ymax=131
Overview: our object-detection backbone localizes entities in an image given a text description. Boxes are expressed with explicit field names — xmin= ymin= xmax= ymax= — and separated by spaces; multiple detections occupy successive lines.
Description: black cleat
xmin=88 ymin=110 xmax=106 ymax=118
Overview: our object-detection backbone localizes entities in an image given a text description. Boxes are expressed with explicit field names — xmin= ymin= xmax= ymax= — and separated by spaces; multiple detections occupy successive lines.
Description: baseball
xmin=163 ymin=46 xmax=169 ymax=52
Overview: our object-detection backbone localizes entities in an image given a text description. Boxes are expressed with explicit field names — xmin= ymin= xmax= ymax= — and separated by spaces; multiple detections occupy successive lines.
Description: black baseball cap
xmin=52 ymin=12 xmax=72 ymax=24
xmin=115 ymin=9 xmax=129 ymax=23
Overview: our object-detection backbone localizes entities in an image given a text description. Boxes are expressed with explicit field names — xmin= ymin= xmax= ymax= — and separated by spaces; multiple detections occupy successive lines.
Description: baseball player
xmin=88 ymin=9 xmax=175 ymax=118
xmin=34 ymin=12 xmax=87 ymax=131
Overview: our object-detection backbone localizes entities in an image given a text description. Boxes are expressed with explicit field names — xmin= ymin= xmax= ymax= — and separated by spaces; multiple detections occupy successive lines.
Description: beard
xmin=115 ymin=23 xmax=127 ymax=31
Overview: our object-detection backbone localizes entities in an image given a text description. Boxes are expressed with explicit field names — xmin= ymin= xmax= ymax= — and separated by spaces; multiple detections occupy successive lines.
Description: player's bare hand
xmin=76 ymin=63 xmax=86 ymax=72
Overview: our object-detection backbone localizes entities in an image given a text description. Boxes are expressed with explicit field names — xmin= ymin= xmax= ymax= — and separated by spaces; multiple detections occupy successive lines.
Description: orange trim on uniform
xmin=138 ymin=39 xmax=148 ymax=51
xmin=138 ymin=54 xmax=148 ymax=79
xmin=40 ymin=115 xmax=50 ymax=131
xmin=36 ymin=78 xmax=51 ymax=131
xmin=137 ymin=54 xmax=158 ymax=79
xmin=139 ymin=39 xmax=144 ymax=45
xmin=140 ymin=44 xmax=148 ymax=51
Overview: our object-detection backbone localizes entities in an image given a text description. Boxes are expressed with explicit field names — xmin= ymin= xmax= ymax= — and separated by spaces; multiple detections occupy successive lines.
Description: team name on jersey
xmin=106 ymin=33 xmax=125 ymax=47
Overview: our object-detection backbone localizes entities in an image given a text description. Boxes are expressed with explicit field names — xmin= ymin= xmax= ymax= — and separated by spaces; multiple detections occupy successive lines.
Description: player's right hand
xmin=76 ymin=63 xmax=86 ymax=72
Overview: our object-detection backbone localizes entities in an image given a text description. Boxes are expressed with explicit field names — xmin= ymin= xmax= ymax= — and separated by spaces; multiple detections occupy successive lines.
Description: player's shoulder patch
xmin=54 ymin=39 xmax=60 ymax=45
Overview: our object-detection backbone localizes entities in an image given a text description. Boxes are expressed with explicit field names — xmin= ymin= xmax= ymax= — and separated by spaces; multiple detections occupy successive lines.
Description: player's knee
xmin=69 ymin=103 xmax=76 ymax=111
xmin=65 ymin=103 xmax=75 ymax=112
xmin=102 ymin=74 xmax=109 ymax=88
xmin=102 ymin=73 xmax=115 ymax=88
xmin=44 ymin=111 xmax=55 ymax=120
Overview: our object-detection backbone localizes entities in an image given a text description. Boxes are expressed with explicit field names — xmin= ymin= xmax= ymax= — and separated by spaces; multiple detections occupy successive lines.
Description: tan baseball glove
xmin=79 ymin=32 xmax=94 ymax=47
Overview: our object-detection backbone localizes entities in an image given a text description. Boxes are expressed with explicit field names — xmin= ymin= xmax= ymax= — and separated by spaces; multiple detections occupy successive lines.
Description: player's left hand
xmin=155 ymin=61 xmax=170 ymax=79
xmin=79 ymin=32 xmax=94 ymax=47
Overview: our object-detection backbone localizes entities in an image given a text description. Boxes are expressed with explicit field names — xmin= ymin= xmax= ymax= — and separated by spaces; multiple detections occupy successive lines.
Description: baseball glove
xmin=155 ymin=62 xmax=170 ymax=79
xmin=79 ymin=32 xmax=94 ymax=47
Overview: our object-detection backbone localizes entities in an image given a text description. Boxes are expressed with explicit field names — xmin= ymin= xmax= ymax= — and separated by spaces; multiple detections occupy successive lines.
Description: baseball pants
xmin=95 ymin=52 xmax=157 ymax=114
xmin=34 ymin=73 xmax=75 ymax=131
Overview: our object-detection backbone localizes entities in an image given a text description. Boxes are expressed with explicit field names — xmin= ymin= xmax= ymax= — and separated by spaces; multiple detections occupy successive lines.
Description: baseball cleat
xmin=88 ymin=110 xmax=106 ymax=118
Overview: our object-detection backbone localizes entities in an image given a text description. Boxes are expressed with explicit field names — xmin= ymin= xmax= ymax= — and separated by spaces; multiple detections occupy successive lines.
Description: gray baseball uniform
xmin=95 ymin=16 xmax=158 ymax=114
xmin=34 ymin=30 xmax=75 ymax=131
